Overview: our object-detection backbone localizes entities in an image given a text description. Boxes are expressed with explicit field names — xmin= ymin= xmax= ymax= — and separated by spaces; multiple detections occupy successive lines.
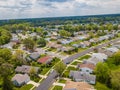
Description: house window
xmin=86 ymin=70 xmax=89 ymax=72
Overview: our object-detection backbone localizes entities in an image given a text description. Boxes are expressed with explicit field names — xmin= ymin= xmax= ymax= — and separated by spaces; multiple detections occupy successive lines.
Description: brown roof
xmin=37 ymin=56 xmax=53 ymax=64
xmin=78 ymin=63 xmax=95 ymax=70
xmin=63 ymin=80 xmax=95 ymax=90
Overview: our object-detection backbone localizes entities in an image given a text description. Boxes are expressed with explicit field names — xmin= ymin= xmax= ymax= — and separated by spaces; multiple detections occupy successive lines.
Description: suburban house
xmin=15 ymin=65 xmax=39 ymax=74
xmin=106 ymin=47 xmax=119 ymax=53
xmin=63 ymin=80 xmax=95 ymax=90
xmin=83 ymin=57 xmax=105 ymax=65
xmin=98 ymin=48 xmax=114 ymax=57
xmin=37 ymin=56 xmax=53 ymax=64
xmin=1 ymin=42 xmax=15 ymax=49
xmin=72 ymin=44 xmax=81 ymax=48
xmin=89 ymin=38 xmax=98 ymax=44
xmin=91 ymin=53 xmax=108 ymax=61
xmin=70 ymin=71 xmax=96 ymax=84
xmin=28 ymin=52 xmax=40 ymax=61
xmin=58 ymin=39 xmax=73 ymax=45
xmin=12 ymin=74 xmax=30 ymax=86
xmin=11 ymin=34 xmax=20 ymax=43
xmin=83 ymin=41 xmax=91 ymax=47
xmin=78 ymin=63 xmax=95 ymax=74
xmin=47 ymin=42 xmax=62 ymax=51
xmin=60 ymin=46 xmax=75 ymax=52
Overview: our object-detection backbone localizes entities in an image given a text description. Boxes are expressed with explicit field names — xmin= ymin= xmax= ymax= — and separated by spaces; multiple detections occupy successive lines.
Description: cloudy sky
xmin=0 ymin=0 xmax=120 ymax=20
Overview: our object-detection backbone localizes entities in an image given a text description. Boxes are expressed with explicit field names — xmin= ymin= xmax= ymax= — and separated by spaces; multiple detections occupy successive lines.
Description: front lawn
xmin=78 ymin=54 xmax=91 ymax=60
xmin=58 ymin=79 xmax=66 ymax=83
xmin=71 ymin=61 xmax=81 ymax=65
xmin=53 ymin=86 xmax=63 ymax=90
xmin=14 ymin=84 xmax=33 ymax=90
xmin=40 ymin=68 xmax=50 ymax=75
xmin=63 ymin=66 xmax=79 ymax=77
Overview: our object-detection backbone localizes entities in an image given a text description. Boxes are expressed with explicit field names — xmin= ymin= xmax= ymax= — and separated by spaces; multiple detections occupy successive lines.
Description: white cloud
xmin=0 ymin=0 xmax=120 ymax=19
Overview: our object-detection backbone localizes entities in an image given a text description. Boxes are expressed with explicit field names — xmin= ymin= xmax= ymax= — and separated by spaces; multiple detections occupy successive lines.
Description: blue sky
xmin=0 ymin=0 xmax=120 ymax=20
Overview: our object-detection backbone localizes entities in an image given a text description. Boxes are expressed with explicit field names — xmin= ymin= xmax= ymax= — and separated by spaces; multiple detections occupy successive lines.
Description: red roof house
xmin=37 ymin=56 xmax=53 ymax=64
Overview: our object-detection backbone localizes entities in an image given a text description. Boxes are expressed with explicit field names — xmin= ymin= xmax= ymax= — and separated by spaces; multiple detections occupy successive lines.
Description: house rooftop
xmin=37 ymin=56 xmax=53 ymax=64
xmin=78 ymin=63 xmax=95 ymax=70
xmin=63 ymin=80 xmax=95 ymax=90
xmin=12 ymin=74 xmax=30 ymax=85
xmin=15 ymin=65 xmax=39 ymax=74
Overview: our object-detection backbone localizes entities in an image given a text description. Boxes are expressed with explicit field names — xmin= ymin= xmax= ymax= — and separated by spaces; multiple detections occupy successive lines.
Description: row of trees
xmin=58 ymin=23 xmax=119 ymax=33
xmin=0 ymin=28 xmax=11 ymax=46
xmin=95 ymin=51 xmax=120 ymax=90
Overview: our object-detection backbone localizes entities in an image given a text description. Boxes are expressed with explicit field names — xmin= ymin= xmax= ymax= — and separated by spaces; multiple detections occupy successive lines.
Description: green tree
xmin=59 ymin=30 xmax=71 ymax=38
xmin=0 ymin=48 xmax=12 ymax=60
xmin=37 ymin=38 xmax=46 ymax=47
xmin=23 ymin=38 xmax=36 ymax=51
xmin=95 ymin=62 xmax=110 ymax=84
xmin=111 ymin=51 xmax=120 ymax=65
xmin=54 ymin=62 xmax=66 ymax=76
xmin=0 ymin=28 xmax=11 ymax=45
xmin=95 ymin=82 xmax=110 ymax=90
xmin=0 ymin=63 xmax=13 ymax=90
xmin=110 ymin=69 xmax=120 ymax=90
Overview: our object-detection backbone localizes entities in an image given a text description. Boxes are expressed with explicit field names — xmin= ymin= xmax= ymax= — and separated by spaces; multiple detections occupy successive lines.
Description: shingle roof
xmin=15 ymin=65 xmax=39 ymax=74
xmin=70 ymin=71 xmax=96 ymax=84
xmin=12 ymin=74 xmax=30 ymax=85
xmin=29 ymin=52 xmax=40 ymax=60
xmin=64 ymin=80 xmax=95 ymax=90
xmin=78 ymin=63 xmax=95 ymax=70
xmin=37 ymin=56 xmax=53 ymax=64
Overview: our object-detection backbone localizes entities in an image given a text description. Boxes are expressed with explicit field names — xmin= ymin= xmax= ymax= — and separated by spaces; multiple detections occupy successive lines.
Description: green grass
xmin=95 ymin=82 xmax=111 ymax=90
xmin=67 ymin=66 xmax=78 ymax=71
xmin=78 ymin=48 xmax=87 ymax=53
xmin=53 ymin=86 xmax=63 ymax=90
xmin=78 ymin=54 xmax=91 ymax=60
xmin=58 ymin=79 xmax=66 ymax=83
xmin=63 ymin=66 xmax=79 ymax=77
xmin=14 ymin=84 xmax=33 ymax=90
xmin=40 ymin=68 xmax=50 ymax=75
xmin=71 ymin=61 xmax=81 ymax=65
xmin=47 ymin=48 xmax=57 ymax=52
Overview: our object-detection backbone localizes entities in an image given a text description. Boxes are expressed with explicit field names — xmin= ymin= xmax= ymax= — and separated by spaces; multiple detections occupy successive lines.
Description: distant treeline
xmin=0 ymin=14 xmax=120 ymax=27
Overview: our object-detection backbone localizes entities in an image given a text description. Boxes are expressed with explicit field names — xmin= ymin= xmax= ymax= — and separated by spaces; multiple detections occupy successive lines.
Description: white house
xmin=78 ymin=63 xmax=95 ymax=74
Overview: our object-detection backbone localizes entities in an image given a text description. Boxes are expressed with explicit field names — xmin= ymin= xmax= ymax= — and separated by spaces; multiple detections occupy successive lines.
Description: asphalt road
xmin=36 ymin=71 xmax=58 ymax=90
xmin=36 ymin=38 xmax=120 ymax=90
xmin=63 ymin=38 xmax=120 ymax=64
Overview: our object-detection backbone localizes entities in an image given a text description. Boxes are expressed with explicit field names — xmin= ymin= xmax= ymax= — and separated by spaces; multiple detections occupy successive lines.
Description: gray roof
xmin=29 ymin=52 xmax=40 ymax=60
xmin=15 ymin=65 xmax=39 ymax=74
xmin=12 ymin=74 xmax=30 ymax=85
xmin=70 ymin=71 xmax=96 ymax=84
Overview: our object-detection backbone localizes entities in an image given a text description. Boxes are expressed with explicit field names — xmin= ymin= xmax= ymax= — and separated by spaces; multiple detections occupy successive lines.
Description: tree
xmin=12 ymin=50 xmax=26 ymax=65
xmin=59 ymin=30 xmax=71 ymax=38
xmin=0 ymin=63 xmax=13 ymax=90
xmin=37 ymin=38 xmax=46 ymax=47
xmin=30 ymin=67 xmax=36 ymax=76
xmin=95 ymin=62 xmax=110 ymax=84
xmin=110 ymin=69 xmax=120 ymax=90
xmin=111 ymin=51 xmax=120 ymax=65
xmin=23 ymin=38 xmax=36 ymax=51
xmin=95 ymin=82 xmax=110 ymax=90
xmin=54 ymin=62 xmax=66 ymax=76
xmin=0 ymin=48 xmax=12 ymax=60
xmin=0 ymin=28 xmax=11 ymax=46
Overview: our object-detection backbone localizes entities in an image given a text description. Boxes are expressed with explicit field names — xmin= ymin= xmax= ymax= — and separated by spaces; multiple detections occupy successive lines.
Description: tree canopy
xmin=0 ymin=28 xmax=11 ymax=45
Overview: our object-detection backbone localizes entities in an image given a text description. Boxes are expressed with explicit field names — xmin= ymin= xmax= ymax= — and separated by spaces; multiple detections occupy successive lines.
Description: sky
xmin=0 ymin=0 xmax=120 ymax=20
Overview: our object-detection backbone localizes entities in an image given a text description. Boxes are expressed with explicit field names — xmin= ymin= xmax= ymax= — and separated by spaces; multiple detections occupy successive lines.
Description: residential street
xmin=36 ymin=38 xmax=120 ymax=90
